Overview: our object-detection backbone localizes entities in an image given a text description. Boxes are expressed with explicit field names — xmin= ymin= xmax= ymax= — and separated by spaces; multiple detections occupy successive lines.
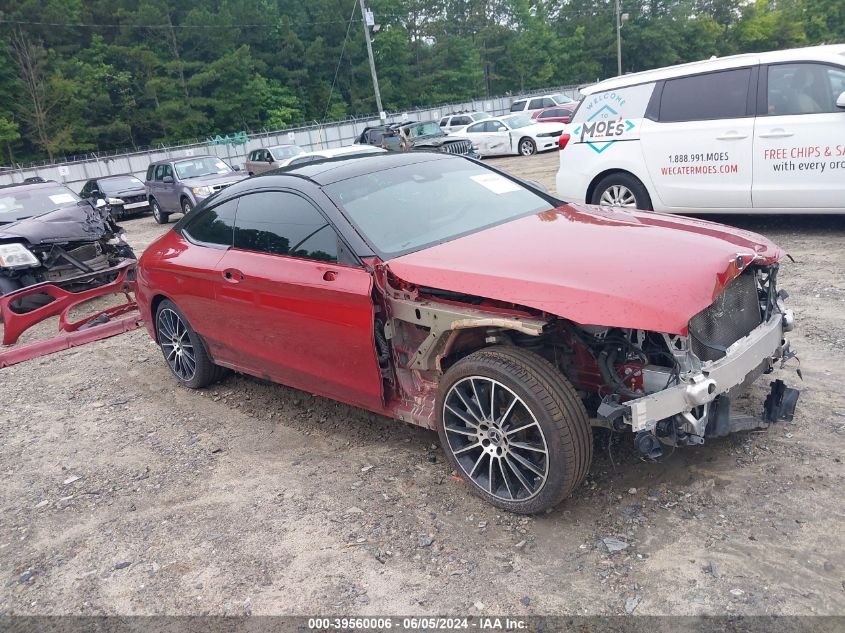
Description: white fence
xmin=0 ymin=86 xmax=582 ymax=191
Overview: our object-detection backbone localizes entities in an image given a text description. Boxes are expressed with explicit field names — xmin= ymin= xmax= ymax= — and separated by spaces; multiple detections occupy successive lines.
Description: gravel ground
xmin=1 ymin=152 xmax=844 ymax=617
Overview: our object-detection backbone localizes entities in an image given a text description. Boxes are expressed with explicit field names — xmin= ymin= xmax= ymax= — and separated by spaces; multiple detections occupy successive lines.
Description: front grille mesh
xmin=689 ymin=271 xmax=762 ymax=362
xmin=441 ymin=140 xmax=472 ymax=155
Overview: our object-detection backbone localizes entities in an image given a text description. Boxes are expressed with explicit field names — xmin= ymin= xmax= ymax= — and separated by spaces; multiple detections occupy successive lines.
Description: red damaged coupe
xmin=136 ymin=152 xmax=799 ymax=514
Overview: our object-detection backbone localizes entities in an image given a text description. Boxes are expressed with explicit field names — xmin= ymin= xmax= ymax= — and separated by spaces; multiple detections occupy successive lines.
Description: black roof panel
xmin=255 ymin=150 xmax=455 ymax=185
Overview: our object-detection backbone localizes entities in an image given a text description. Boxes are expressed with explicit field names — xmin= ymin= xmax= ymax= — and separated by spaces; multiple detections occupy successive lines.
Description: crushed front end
xmin=561 ymin=263 xmax=799 ymax=458
xmin=0 ymin=201 xmax=135 ymax=311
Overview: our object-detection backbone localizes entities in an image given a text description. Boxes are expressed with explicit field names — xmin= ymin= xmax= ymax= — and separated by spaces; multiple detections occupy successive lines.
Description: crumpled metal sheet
xmin=0 ymin=201 xmax=109 ymax=245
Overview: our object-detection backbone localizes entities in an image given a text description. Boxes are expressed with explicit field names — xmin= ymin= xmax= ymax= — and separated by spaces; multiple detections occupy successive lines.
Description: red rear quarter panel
xmin=136 ymin=230 xmax=226 ymax=342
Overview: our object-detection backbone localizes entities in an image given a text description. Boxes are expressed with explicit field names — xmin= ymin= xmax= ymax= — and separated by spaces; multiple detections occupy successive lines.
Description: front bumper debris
xmin=626 ymin=313 xmax=790 ymax=434
xmin=0 ymin=261 xmax=140 ymax=368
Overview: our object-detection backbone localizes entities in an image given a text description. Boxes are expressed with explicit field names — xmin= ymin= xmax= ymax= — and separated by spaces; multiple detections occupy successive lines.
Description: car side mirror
xmin=837 ymin=91 xmax=845 ymax=109
xmin=162 ymin=175 xmax=174 ymax=183
xmin=232 ymin=165 xmax=241 ymax=171
xmin=497 ymin=126 xmax=508 ymax=131
xmin=266 ymin=156 xmax=274 ymax=163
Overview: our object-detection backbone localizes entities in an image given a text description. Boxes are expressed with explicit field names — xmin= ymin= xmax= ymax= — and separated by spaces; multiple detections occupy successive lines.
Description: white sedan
xmin=449 ymin=114 xmax=566 ymax=157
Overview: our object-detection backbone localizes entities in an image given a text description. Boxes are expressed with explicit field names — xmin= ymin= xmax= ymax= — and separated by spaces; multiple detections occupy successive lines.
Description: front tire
xmin=155 ymin=300 xmax=227 ymax=389
xmin=181 ymin=197 xmax=194 ymax=216
xmin=591 ymin=172 xmax=653 ymax=210
xmin=151 ymin=199 xmax=170 ymax=224
xmin=518 ymin=137 xmax=537 ymax=156
xmin=436 ymin=346 xmax=592 ymax=514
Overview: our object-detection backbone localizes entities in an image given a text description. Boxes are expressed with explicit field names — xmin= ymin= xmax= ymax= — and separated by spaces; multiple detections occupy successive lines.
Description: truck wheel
xmin=518 ymin=137 xmax=537 ymax=156
xmin=591 ymin=173 xmax=653 ymax=210
xmin=151 ymin=199 xmax=170 ymax=224
xmin=436 ymin=346 xmax=592 ymax=514
xmin=154 ymin=300 xmax=228 ymax=389
xmin=181 ymin=198 xmax=194 ymax=216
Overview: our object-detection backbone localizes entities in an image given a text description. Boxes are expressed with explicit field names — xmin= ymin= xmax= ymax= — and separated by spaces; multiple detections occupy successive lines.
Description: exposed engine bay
xmin=374 ymin=262 xmax=799 ymax=460
xmin=0 ymin=200 xmax=136 ymax=312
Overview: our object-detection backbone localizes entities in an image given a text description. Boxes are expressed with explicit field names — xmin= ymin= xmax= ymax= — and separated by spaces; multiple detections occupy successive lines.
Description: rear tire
xmin=154 ymin=299 xmax=228 ymax=389
xmin=151 ymin=199 xmax=170 ymax=224
xmin=436 ymin=346 xmax=592 ymax=514
xmin=591 ymin=172 xmax=653 ymax=210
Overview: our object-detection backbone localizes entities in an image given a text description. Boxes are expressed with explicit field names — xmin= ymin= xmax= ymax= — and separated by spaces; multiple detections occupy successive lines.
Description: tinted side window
xmin=510 ymin=100 xmax=525 ymax=112
xmin=466 ymin=122 xmax=486 ymax=133
xmin=80 ymin=181 xmax=93 ymax=197
xmin=767 ymin=63 xmax=845 ymax=115
xmin=154 ymin=165 xmax=166 ymax=181
xmin=145 ymin=165 xmax=154 ymax=182
xmin=452 ymin=116 xmax=471 ymax=126
xmin=163 ymin=164 xmax=173 ymax=179
xmin=541 ymin=98 xmax=556 ymax=107
xmin=529 ymin=98 xmax=544 ymax=109
xmin=234 ymin=192 xmax=339 ymax=263
xmin=659 ymin=68 xmax=751 ymax=122
xmin=182 ymin=198 xmax=238 ymax=247
xmin=439 ymin=117 xmax=448 ymax=126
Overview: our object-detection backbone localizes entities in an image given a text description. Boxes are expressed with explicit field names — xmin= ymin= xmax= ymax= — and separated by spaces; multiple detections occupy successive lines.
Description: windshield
xmin=174 ymin=157 xmax=232 ymax=179
xmin=0 ymin=184 xmax=80 ymax=222
xmin=502 ymin=115 xmax=533 ymax=129
xmin=324 ymin=159 xmax=552 ymax=258
xmin=271 ymin=145 xmax=305 ymax=160
xmin=100 ymin=176 xmax=143 ymax=193
xmin=406 ymin=122 xmax=443 ymax=138
xmin=551 ymin=93 xmax=574 ymax=105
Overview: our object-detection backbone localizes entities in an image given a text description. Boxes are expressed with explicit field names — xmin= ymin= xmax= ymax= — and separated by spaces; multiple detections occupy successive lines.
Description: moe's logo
xmin=573 ymin=105 xmax=635 ymax=154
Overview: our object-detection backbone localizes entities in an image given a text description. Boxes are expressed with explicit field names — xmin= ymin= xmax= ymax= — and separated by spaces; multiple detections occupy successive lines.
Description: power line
xmin=322 ymin=1 xmax=359 ymax=123
xmin=0 ymin=17 xmax=366 ymax=29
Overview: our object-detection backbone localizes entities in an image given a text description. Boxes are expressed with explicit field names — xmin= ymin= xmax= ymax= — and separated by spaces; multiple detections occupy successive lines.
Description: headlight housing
xmin=192 ymin=186 xmax=214 ymax=196
xmin=106 ymin=197 xmax=125 ymax=205
xmin=0 ymin=243 xmax=40 ymax=269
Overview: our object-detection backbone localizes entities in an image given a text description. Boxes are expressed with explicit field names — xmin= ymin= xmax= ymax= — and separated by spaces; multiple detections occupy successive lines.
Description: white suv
xmin=510 ymin=93 xmax=574 ymax=114
xmin=439 ymin=112 xmax=491 ymax=133
xmin=557 ymin=44 xmax=845 ymax=214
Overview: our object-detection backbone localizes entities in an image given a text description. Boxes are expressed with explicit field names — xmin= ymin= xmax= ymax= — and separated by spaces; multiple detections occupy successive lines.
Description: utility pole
xmin=616 ymin=0 xmax=628 ymax=76
xmin=358 ymin=0 xmax=385 ymax=122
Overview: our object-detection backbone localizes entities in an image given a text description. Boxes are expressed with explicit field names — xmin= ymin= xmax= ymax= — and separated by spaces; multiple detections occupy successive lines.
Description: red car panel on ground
xmin=387 ymin=204 xmax=783 ymax=335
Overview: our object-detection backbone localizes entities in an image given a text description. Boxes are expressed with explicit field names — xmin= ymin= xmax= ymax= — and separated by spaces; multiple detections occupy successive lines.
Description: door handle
xmin=716 ymin=132 xmax=748 ymax=140
xmin=322 ymin=270 xmax=338 ymax=282
xmin=758 ymin=129 xmax=794 ymax=139
xmin=223 ymin=269 xmax=244 ymax=282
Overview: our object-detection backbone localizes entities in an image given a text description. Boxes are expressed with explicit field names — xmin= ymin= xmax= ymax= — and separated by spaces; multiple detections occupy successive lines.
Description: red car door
xmin=212 ymin=190 xmax=384 ymax=412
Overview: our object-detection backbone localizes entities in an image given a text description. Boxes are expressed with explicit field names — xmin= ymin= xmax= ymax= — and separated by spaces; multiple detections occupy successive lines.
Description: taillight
xmin=562 ymin=117 xmax=570 ymax=124
xmin=558 ymin=133 xmax=570 ymax=150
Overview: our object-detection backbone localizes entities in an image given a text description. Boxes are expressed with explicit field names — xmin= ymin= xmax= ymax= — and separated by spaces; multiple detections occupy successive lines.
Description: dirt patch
xmin=1 ymin=154 xmax=844 ymax=616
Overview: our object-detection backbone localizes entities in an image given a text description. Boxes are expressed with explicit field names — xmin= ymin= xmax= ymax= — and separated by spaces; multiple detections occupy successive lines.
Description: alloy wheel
xmin=442 ymin=376 xmax=549 ymax=501
xmin=182 ymin=199 xmax=192 ymax=215
xmin=152 ymin=201 xmax=162 ymax=222
xmin=519 ymin=139 xmax=536 ymax=156
xmin=157 ymin=308 xmax=197 ymax=381
xmin=599 ymin=184 xmax=637 ymax=207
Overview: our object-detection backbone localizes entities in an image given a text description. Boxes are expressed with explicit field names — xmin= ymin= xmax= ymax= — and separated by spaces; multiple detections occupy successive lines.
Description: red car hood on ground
xmin=386 ymin=204 xmax=784 ymax=335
